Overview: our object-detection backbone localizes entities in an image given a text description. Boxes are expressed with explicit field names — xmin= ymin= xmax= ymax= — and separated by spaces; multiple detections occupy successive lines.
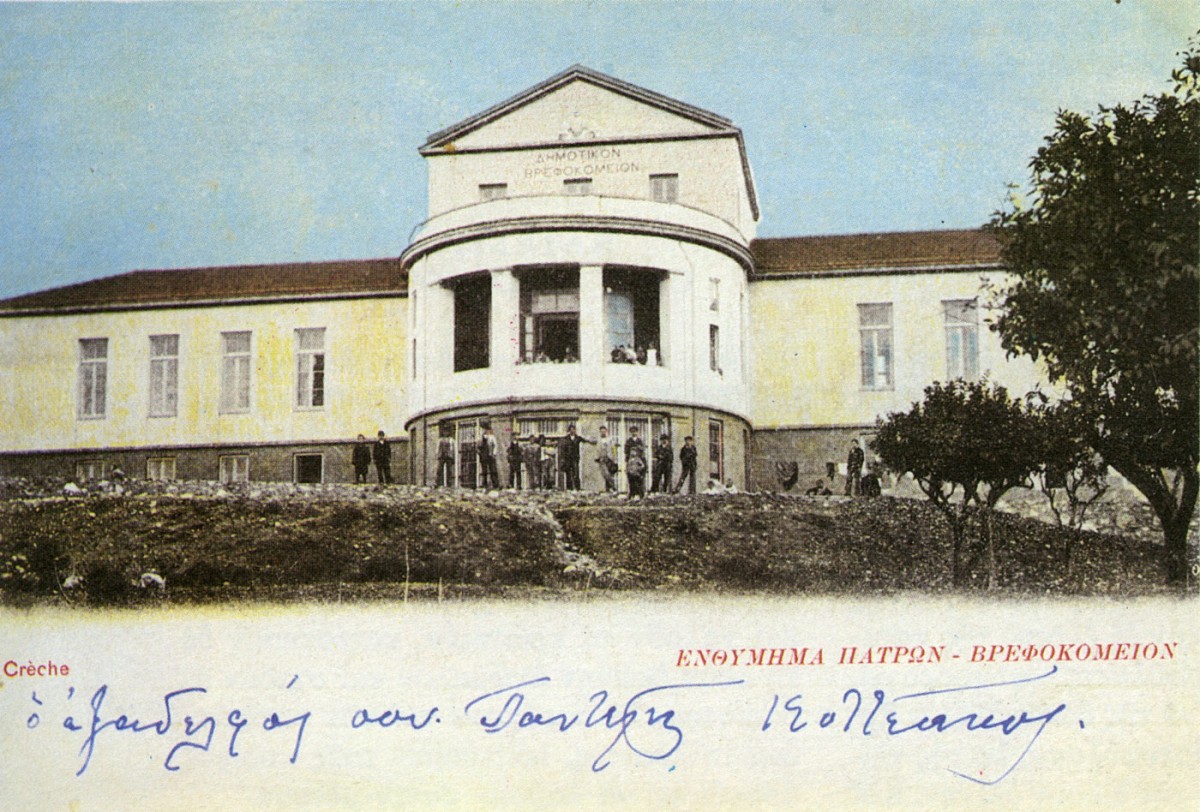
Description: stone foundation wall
xmin=0 ymin=439 xmax=412 ymax=485
xmin=748 ymin=425 xmax=881 ymax=493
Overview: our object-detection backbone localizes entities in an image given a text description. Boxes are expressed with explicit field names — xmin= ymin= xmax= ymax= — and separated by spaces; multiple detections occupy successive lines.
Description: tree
xmin=872 ymin=379 xmax=1039 ymax=588
xmin=1025 ymin=393 xmax=1109 ymax=574
xmin=989 ymin=39 xmax=1200 ymax=585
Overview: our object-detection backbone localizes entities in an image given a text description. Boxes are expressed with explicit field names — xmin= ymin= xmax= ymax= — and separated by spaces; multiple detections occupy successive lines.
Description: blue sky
xmin=0 ymin=1 xmax=1191 ymax=299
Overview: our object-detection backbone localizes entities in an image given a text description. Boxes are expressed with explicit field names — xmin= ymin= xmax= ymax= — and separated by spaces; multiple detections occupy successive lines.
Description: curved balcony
xmin=401 ymin=194 xmax=754 ymax=275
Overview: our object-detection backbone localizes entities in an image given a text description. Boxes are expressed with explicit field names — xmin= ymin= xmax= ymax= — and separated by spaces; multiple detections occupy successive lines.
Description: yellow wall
xmin=749 ymin=271 xmax=1046 ymax=428
xmin=0 ymin=297 xmax=409 ymax=453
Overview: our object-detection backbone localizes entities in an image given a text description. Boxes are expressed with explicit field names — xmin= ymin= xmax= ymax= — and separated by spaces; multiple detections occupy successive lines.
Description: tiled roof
xmin=0 ymin=258 xmax=407 ymax=314
xmin=750 ymin=229 xmax=1002 ymax=276
xmin=0 ymin=229 xmax=1002 ymax=314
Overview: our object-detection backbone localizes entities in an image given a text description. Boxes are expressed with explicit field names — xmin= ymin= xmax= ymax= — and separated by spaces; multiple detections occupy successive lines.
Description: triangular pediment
xmin=421 ymin=65 xmax=735 ymax=153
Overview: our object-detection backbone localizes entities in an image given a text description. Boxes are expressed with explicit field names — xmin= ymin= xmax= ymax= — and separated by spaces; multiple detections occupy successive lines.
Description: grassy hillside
xmin=0 ymin=478 xmax=1177 ymax=606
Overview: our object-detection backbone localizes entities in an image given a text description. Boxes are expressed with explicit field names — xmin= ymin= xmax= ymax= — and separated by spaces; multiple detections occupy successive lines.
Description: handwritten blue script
xmin=18 ymin=669 xmax=1072 ymax=784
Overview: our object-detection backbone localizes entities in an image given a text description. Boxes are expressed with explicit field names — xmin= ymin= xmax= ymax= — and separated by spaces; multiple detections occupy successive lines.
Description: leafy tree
xmin=872 ymin=379 xmax=1039 ymax=588
xmin=1025 ymin=393 xmax=1109 ymax=573
xmin=989 ymin=39 xmax=1199 ymax=585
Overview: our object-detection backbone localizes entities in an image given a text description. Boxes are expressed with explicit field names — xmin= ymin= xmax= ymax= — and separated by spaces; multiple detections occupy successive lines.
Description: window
xmin=604 ymin=267 xmax=663 ymax=365
xmin=146 ymin=457 xmax=176 ymax=481
xmin=858 ymin=303 xmax=893 ymax=390
xmin=453 ymin=275 xmax=491 ymax=372
xmin=294 ymin=454 xmax=323 ymax=484
xmin=519 ymin=267 xmax=579 ymax=363
xmin=649 ymin=173 xmax=678 ymax=203
xmin=148 ymin=334 xmax=179 ymax=417
xmin=709 ymin=277 xmax=720 ymax=312
xmin=219 ymin=454 xmax=250 ymax=483
xmin=75 ymin=460 xmax=110 ymax=481
xmin=709 ymin=324 xmax=721 ymax=373
xmin=479 ymin=183 xmax=508 ymax=201
xmin=77 ymin=338 xmax=108 ymax=419
xmin=944 ymin=299 xmax=979 ymax=380
xmin=295 ymin=328 xmax=326 ymax=408
xmin=708 ymin=419 xmax=724 ymax=483
xmin=220 ymin=331 xmax=252 ymax=413
xmin=563 ymin=177 xmax=592 ymax=196
xmin=455 ymin=419 xmax=480 ymax=488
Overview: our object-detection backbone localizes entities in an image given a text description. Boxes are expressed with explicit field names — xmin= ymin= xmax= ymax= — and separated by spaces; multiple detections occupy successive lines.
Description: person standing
xmin=436 ymin=426 xmax=456 ymax=487
xmin=595 ymin=425 xmax=618 ymax=492
xmin=506 ymin=438 xmax=524 ymax=489
xmin=558 ymin=424 xmax=594 ymax=490
xmin=846 ymin=439 xmax=864 ymax=496
xmin=673 ymin=435 xmax=698 ymax=494
xmin=477 ymin=424 xmax=499 ymax=489
xmin=351 ymin=434 xmax=372 ymax=484
xmin=625 ymin=426 xmax=647 ymax=498
xmin=373 ymin=430 xmax=393 ymax=484
xmin=538 ymin=434 xmax=555 ymax=489
xmin=651 ymin=435 xmax=673 ymax=493
xmin=523 ymin=436 xmax=543 ymax=489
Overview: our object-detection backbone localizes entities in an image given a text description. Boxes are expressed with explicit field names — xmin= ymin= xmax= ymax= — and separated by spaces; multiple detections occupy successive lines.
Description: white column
xmin=490 ymin=268 xmax=519 ymax=369
xmin=579 ymin=264 xmax=605 ymax=369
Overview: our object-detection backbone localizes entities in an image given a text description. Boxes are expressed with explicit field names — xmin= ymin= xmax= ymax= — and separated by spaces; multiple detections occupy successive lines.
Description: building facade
xmin=0 ymin=66 xmax=1043 ymax=491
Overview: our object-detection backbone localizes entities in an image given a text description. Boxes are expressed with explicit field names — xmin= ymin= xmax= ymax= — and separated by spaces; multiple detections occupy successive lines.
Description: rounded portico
xmin=402 ymin=66 xmax=758 ymax=491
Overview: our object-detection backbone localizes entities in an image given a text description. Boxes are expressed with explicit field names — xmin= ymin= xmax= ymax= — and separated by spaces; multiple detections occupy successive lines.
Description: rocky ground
xmin=0 ymin=475 xmax=1189 ymax=606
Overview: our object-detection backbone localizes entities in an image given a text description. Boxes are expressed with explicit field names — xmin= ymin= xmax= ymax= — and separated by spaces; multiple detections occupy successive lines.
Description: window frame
xmin=479 ymin=183 xmax=508 ymax=201
xmin=708 ymin=418 xmax=725 ymax=483
xmin=294 ymin=327 xmax=326 ymax=410
xmin=77 ymin=338 xmax=108 ymax=420
xmin=293 ymin=453 xmax=324 ymax=484
xmin=563 ymin=177 xmax=592 ymax=196
xmin=219 ymin=454 xmax=250 ymax=484
xmin=858 ymin=303 xmax=894 ymax=391
xmin=148 ymin=333 xmax=179 ymax=418
xmin=649 ymin=173 xmax=679 ymax=204
xmin=75 ymin=460 xmax=111 ymax=481
xmin=709 ymin=324 xmax=721 ymax=373
xmin=219 ymin=331 xmax=253 ymax=414
xmin=943 ymin=299 xmax=980 ymax=381
xmin=146 ymin=456 xmax=177 ymax=481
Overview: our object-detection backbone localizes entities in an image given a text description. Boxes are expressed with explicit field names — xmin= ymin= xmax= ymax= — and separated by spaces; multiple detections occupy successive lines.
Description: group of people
xmin=351 ymin=431 xmax=393 ymax=484
xmin=597 ymin=426 xmax=698 ymax=498
xmin=426 ymin=422 xmax=703 ymax=497
xmin=609 ymin=344 xmax=659 ymax=366
xmin=804 ymin=439 xmax=882 ymax=497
